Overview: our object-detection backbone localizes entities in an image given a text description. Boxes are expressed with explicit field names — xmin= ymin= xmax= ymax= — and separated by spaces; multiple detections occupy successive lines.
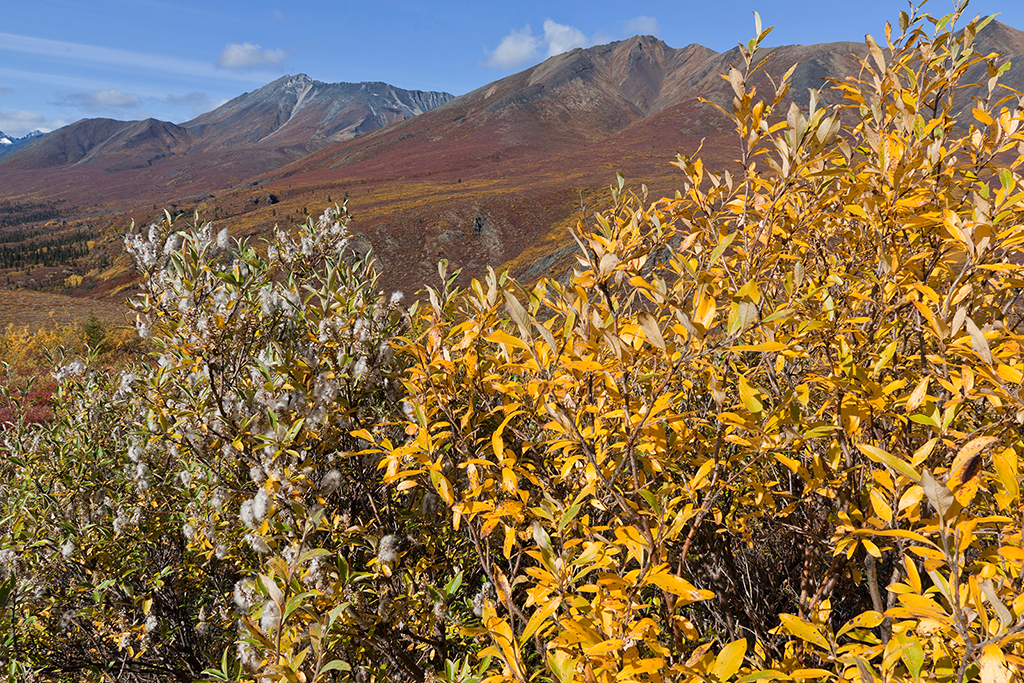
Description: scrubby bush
xmin=1 ymin=205 xmax=420 ymax=681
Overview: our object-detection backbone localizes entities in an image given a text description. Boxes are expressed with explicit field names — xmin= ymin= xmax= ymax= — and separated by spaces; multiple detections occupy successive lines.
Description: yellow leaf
xmin=646 ymin=567 xmax=714 ymax=605
xmin=503 ymin=525 xmax=516 ymax=559
xmin=778 ymin=614 xmax=830 ymax=650
xmin=502 ymin=468 xmax=519 ymax=494
xmin=993 ymin=448 xmax=1020 ymax=510
xmin=996 ymin=364 xmax=1023 ymax=384
xmin=584 ymin=638 xmax=626 ymax=657
xmin=485 ymin=330 xmax=532 ymax=353
xmin=980 ymin=644 xmax=1012 ymax=683
xmin=711 ymin=638 xmax=746 ymax=681
xmin=905 ymin=377 xmax=930 ymax=412
xmin=788 ymin=670 xmax=835 ymax=680
xmin=869 ymin=489 xmax=893 ymax=524
xmin=729 ymin=341 xmax=787 ymax=352
xmin=519 ymin=597 xmax=561 ymax=644
xmin=690 ymin=459 xmax=714 ymax=489
xmin=491 ymin=410 xmax=522 ymax=461
xmin=738 ymin=375 xmax=763 ymax=415
xmin=695 ymin=292 xmax=717 ymax=330
xmin=955 ymin=435 xmax=1000 ymax=463
xmin=836 ymin=610 xmax=885 ymax=638
xmin=430 ymin=470 xmax=454 ymax=506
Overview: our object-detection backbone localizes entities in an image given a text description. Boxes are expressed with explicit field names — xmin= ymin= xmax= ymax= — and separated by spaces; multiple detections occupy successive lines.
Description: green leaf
xmin=557 ymin=503 xmax=583 ymax=532
xmin=319 ymin=659 xmax=352 ymax=674
xmin=445 ymin=571 xmax=463 ymax=597
xmin=639 ymin=490 xmax=660 ymax=516
xmin=283 ymin=591 xmax=311 ymax=622
xmin=710 ymin=232 xmax=736 ymax=266
xmin=857 ymin=444 xmax=921 ymax=483
xmin=0 ymin=578 xmax=11 ymax=609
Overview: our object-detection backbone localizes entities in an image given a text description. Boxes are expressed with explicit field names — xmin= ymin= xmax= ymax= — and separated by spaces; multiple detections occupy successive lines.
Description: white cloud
xmin=0 ymin=109 xmax=68 ymax=137
xmin=624 ymin=16 xmax=660 ymax=37
xmin=272 ymin=9 xmax=285 ymax=22
xmin=55 ymin=89 xmax=142 ymax=113
xmin=484 ymin=17 xmax=658 ymax=71
xmin=217 ymin=42 xmax=286 ymax=70
xmin=485 ymin=26 xmax=542 ymax=69
xmin=544 ymin=20 xmax=588 ymax=56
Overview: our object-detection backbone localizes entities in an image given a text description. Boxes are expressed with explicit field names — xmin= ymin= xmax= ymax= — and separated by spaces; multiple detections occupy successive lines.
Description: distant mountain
xmin=0 ymin=129 xmax=44 ymax=158
xmin=2 ymin=118 xmax=192 ymax=171
xmin=185 ymin=75 xmax=453 ymax=152
xmin=0 ymin=77 xmax=453 ymax=197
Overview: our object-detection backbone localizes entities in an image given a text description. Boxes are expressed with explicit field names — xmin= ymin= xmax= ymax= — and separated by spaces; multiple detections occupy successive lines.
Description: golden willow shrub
xmin=374 ymin=6 xmax=1024 ymax=683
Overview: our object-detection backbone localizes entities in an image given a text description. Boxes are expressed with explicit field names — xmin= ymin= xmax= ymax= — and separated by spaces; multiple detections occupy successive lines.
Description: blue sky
xmin=1 ymin=0 xmax=1022 ymax=137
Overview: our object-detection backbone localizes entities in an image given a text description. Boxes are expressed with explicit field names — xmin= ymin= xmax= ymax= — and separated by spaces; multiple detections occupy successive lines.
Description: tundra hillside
xmin=2 ymin=4 xmax=1024 ymax=683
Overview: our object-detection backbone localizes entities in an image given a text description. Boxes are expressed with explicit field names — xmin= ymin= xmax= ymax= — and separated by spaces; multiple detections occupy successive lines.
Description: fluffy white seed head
xmin=377 ymin=535 xmax=399 ymax=564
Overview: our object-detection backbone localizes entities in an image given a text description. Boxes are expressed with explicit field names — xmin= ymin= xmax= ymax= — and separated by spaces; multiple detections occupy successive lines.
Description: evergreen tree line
xmin=0 ymin=230 xmax=93 ymax=269
xmin=0 ymin=199 xmax=63 ymax=229
xmin=0 ymin=227 xmax=44 ymax=245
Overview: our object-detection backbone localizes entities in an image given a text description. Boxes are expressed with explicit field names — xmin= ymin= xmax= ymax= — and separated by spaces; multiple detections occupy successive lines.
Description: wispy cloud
xmin=624 ymin=16 xmax=660 ymax=37
xmin=163 ymin=91 xmax=215 ymax=115
xmin=217 ymin=42 xmax=286 ymax=70
xmin=54 ymin=89 xmax=141 ymax=114
xmin=0 ymin=86 xmax=12 ymax=95
xmin=0 ymin=32 xmax=271 ymax=83
xmin=0 ymin=109 xmax=69 ymax=137
xmin=544 ymin=20 xmax=588 ymax=56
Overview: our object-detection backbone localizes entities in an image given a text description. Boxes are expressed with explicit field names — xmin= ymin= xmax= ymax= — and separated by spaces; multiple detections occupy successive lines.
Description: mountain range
xmin=0 ymin=77 xmax=454 ymax=198
xmin=0 ymin=130 xmax=45 ymax=157
xmin=3 ymin=20 xmax=1024 ymax=298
